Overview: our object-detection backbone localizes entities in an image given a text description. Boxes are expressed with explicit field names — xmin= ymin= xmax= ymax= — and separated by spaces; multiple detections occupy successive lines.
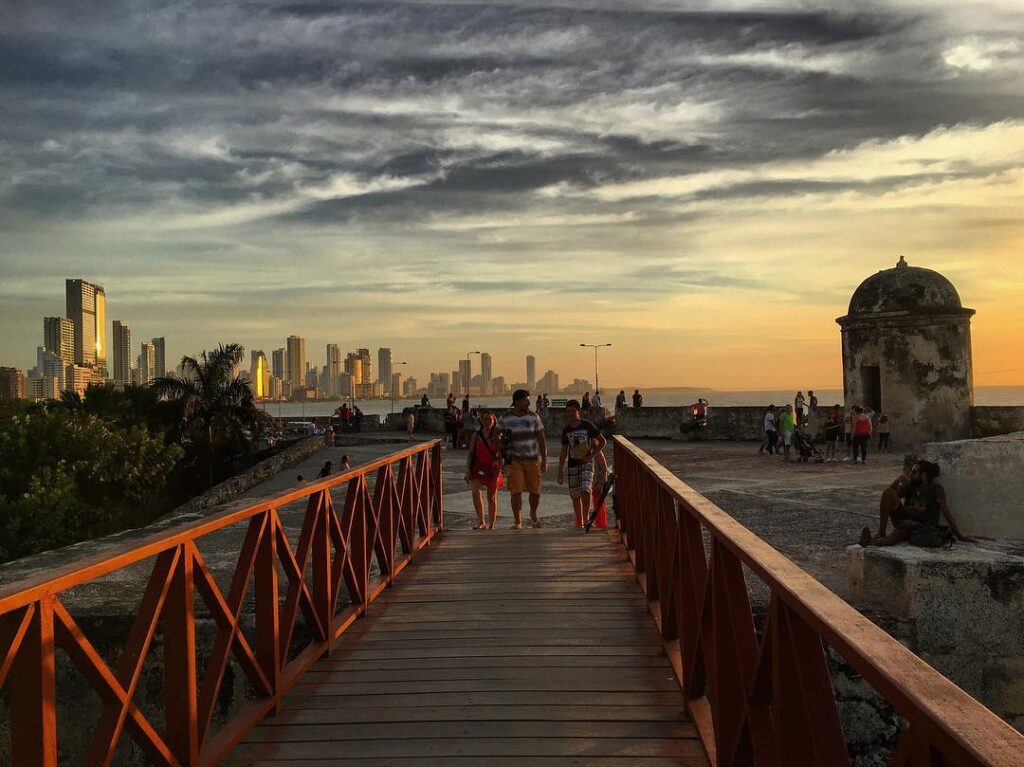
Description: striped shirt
xmin=498 ymin=410 xmax=545 ymax=461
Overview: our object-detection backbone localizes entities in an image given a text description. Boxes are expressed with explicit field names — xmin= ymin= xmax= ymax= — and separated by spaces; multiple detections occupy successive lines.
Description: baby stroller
xmin=791 ymin=428 xmax=823 ymax=463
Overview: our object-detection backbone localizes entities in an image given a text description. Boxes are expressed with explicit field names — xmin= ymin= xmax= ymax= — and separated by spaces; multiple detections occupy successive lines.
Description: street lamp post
xmin=579 ymin=343 xmax=612 ymax=396
xmin=465 ymin=350 xmax=481 ymax=396
xmin=390 ymin=361 xmax=408 ymax=415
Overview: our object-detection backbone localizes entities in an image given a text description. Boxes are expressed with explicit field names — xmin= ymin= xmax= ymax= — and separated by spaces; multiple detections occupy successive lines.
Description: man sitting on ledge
xmin=859 ymin=459 xmax=969 ymax=547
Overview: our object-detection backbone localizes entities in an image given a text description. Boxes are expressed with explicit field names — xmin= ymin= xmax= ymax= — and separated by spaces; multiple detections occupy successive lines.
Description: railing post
xmin=255 ymin=510 xmax=281 ymax=712
xmin=312 ymin=491 xmax=334 ymax=644
xmin=8 ymin=599 xmax=57 ymax=767
xmin=163 ymin=544 xmax=199 ymax=766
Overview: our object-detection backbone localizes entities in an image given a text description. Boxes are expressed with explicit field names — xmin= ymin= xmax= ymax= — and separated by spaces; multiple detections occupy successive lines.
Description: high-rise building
xmin=43 ymin=317 xmax=75 ymax=363
xmin=458 ymin=359 xmax=471 ymax=392
xmin=392 ymin=372 xmax=403 ymax=399
xmin=286 ymin=336 xmax=305 ymax=386
xmin=403 ymin=377 xmax=418 ymax=397
xmin=27 ymin=375 xmax=60 ymax=401
xmin=451 ymin=371 xmax=462 ymax=394
xmin=111 ymin=320 xmax=132 ymax=385
xmin=65 ymin=365 xmax=91 ymax=396
xmin=358 ymin=348 xmax=372 ymax=385
xmin=151 ymin=337 xmax=166 ymax=378
xmin=0 ymin=367 xmax=26 ymax=399
xmin=526 ymin=355 xmax=536 ymax=390
xmin=269 ymin=376 xmax=284 ymax=400
xmin=480 ymin=352 xmax=493 ymax=395
xmin=377 ymin=348 xmax=392 ymax=386
xmin=326 ymin=344 xmax=342 ymax=397
xmin=137 ymin=341 xmax=156 ymax=385
xmin=66 ymin=279 xmax=106 ymax=371
xmin=344 ymin=353 xmax=362 ymax=385
xmin=249 ymin=350 xmax=270 ymax=398
xmin=538 ymin=370 xmax=560 ymax=394
xmin=272 ymin=348 xmax=287 ymax=380
xmin=491 ymin=376 xmax=507 ymax=396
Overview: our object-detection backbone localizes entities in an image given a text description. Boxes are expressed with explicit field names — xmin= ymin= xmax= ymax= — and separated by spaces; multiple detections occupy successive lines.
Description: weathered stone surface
xmin=847 ymin=543 xmax=1024 ymax=722
xmin=920 ymin=431 xmax=1024 ymax=541
xmin=171 ymin=435 xmax=325 ymax=516
xmin=972 ymin=406 xmax=1024 ymax=439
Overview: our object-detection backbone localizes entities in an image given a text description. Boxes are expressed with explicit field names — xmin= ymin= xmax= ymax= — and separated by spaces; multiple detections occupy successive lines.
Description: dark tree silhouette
xmin=151 ymin=343 xmax=262 ymax=490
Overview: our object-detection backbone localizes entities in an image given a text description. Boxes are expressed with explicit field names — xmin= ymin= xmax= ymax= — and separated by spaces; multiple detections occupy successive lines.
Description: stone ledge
xmin=847 ymin=542 xmax=1024 ymax=724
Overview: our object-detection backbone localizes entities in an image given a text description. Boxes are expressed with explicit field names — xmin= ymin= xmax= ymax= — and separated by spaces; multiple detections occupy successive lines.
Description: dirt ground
xmin=633 ymin=439 xmax=906 ymax=601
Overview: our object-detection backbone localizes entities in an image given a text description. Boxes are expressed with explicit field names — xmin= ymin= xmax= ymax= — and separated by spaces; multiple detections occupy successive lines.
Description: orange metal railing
xmin=0 ymin=440 xmax=443 ymax=766
xmin=612 ymin=436 xmax=1023 ymax=767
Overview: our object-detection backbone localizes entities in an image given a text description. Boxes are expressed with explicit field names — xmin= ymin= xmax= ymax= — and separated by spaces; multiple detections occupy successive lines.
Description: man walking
xmin=499 ymin=389 xmax=548 ymax=529
xmin=557 ymin=399 xmax=607 ymax=528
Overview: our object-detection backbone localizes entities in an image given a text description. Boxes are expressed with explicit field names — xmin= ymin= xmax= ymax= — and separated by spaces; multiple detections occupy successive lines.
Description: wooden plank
xmin=257 ymin=704 xmax=686 ymax=725
xmin=235 ymin=758 xmax=703 ymax=767
xmin=243 ymin=721 xmax=698 ymax=742
xmin=231 ymin=736 xmax=707 ymax=759
xmin=316 ymin=656 xmax=672 ymax=671
xmin=293 ymin=677 xmax=682 ymax=695
xmin=297 ymin=667 xmax=679 ymax=684
xmin=331 ymin=646 xmax=666 ymax=661
xmin=279 ymin=690 xmax=686 ymax=709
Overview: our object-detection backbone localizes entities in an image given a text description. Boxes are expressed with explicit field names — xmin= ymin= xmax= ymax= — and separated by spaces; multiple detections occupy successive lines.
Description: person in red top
xmin=851 ymin=405 xmax=873 ymax=463
xmin=464 ymin=410 xmax=503 ymax=529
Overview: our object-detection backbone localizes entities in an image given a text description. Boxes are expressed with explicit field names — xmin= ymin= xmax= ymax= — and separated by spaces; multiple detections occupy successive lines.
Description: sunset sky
xmin=2 ymin=1 xmax=1023 ymax=390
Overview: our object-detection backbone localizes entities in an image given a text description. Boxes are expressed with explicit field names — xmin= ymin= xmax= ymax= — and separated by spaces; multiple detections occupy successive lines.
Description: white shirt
xmin=764 ymin=411 xmax=776 ymax=430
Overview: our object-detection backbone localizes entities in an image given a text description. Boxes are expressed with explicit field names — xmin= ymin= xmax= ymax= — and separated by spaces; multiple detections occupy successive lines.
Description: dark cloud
xmin=2 ymin=0 xmax=1023 ymax=367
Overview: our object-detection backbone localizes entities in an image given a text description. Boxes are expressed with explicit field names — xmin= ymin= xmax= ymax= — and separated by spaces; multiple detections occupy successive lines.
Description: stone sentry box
xmin=836 ymin=256 xmax=975 ymax=446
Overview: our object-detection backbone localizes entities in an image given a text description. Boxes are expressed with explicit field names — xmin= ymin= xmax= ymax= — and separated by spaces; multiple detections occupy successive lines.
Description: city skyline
xmin=2 ymin=3 xmax=1023 ymax=389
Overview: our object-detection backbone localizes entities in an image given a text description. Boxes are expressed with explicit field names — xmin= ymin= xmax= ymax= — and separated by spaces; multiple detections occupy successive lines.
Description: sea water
xmin=261 ymin=386 xmax=1024 ymax=420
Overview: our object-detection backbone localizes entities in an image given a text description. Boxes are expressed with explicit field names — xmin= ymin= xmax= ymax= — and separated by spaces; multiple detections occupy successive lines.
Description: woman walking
xmin=465 ymin=410 xmax=503 ymax=529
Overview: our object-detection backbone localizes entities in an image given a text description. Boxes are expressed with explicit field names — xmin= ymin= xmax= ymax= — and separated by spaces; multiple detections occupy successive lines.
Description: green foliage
xmin=0 ymin=398 xmax=32 ymax=423
xmin=0 ymin=410 xmax=182 ymax=563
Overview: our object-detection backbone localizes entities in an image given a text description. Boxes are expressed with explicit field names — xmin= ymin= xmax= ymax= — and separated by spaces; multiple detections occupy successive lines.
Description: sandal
xmin=511 ymin=523 xmax=523 ymax=530
xmin=531 ymin=519 xmax=543 ymax=529
xmin=472 ymin=524 xmax=486 ymax=530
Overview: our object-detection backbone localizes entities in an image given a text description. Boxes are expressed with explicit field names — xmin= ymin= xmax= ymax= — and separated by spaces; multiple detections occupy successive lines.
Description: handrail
xmin=0 ymin=440 xmax=444 ymax=767
xmin=612 ymin=436 xmax=1023 ymax=766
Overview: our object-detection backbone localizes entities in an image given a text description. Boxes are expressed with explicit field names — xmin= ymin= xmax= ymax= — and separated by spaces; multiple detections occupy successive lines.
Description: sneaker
xmin=842 ymin=457 xmax=851 ymax=462
xmin=859 ymin=527 xmax=872 ymax=547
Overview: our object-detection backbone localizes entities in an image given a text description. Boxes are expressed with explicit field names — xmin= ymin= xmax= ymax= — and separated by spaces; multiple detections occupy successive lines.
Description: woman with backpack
xmin=464 ymin=410 xmax=504 ymax=529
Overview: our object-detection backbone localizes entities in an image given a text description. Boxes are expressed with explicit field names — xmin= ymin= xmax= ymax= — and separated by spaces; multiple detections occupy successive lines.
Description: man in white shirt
xmin=762 ymin=405 xmax=779 ymax=455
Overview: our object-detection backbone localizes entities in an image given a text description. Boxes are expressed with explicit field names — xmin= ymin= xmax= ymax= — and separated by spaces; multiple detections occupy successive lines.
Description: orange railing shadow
xmin=612 ymin=435 xmax=1023 ymax=767
xmin=0 ymin=440 xmax=444 ymax=766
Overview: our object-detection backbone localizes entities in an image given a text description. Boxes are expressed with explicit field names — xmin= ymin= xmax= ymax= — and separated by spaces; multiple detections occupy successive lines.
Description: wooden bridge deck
xmin=230 ymin=528 xmax=707 ymax=766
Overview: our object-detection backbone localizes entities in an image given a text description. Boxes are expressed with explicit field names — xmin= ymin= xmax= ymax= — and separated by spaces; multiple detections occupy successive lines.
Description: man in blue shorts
xmin=557 ymin=399 xmax=607 ymax=528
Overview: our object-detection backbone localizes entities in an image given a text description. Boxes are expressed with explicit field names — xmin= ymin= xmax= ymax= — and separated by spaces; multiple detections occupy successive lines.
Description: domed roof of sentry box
xmin=847 ymin=256 xmax=966 ymax=315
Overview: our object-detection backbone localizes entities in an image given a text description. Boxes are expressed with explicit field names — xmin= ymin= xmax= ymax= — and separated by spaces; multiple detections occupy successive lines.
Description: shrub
xmin=0 ymin=410 xmax=182 ymax=563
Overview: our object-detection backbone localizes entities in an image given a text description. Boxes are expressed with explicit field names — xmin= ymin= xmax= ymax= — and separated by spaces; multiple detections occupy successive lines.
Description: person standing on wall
xmin=557 ymin=399 xmax=607 ymax=528
xmin=632 ymin=389 xmax=643 ymax=408
xmin=794 ymin=391 xmax=806 ymax=427
xmin=499 ymin=389 xmax=548 ymax=529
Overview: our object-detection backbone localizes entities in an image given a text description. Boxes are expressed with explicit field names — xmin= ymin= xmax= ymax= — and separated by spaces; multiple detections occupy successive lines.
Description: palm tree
xmin=151 ymin=343 xmax=260 ymax=489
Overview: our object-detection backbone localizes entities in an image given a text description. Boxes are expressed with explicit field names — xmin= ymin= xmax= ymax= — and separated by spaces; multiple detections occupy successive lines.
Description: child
xmin=557 ymin=399 xmax=607 ymax=528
